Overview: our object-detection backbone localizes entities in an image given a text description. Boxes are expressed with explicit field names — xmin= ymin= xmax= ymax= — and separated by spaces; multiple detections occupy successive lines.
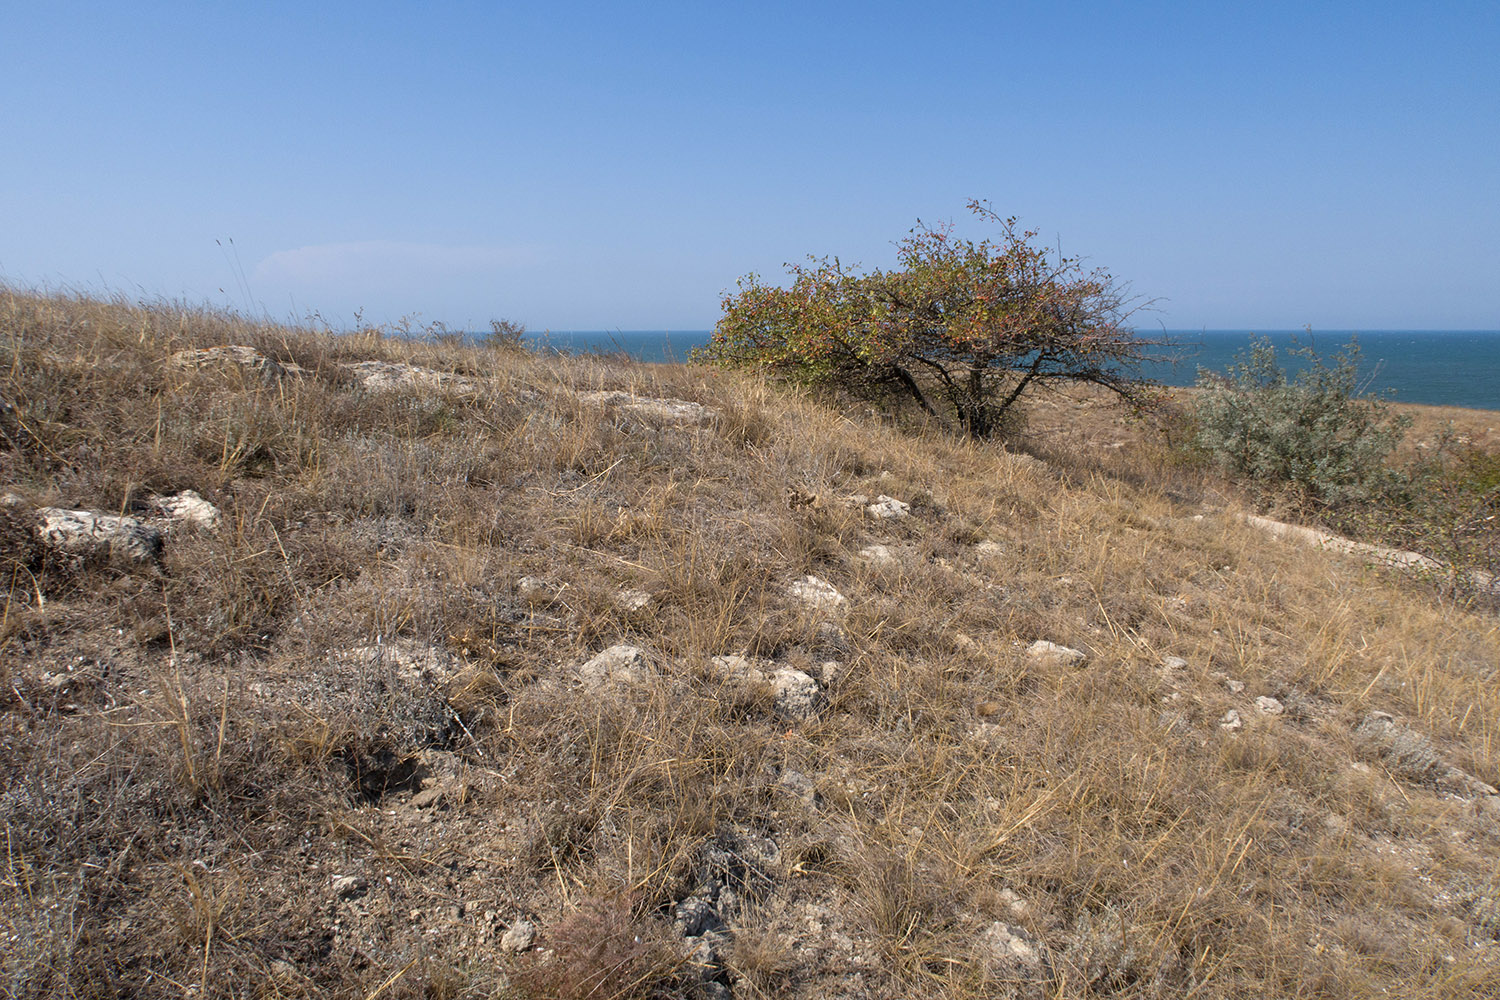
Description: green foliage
xmin=696 ymin=201 xmax=1161 ymax=438
xmin=1191 ymin=337 xmax=1410 ymax=505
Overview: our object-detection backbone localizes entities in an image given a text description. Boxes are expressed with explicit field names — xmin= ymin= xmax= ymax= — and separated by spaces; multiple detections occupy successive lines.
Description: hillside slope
xmin=2 ymin=289 xmax=1498 ymax=999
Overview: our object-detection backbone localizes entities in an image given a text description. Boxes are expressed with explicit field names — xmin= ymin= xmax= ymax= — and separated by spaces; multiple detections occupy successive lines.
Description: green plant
xmin=695 ymin=201 xmax=1162 ymax=438
xmin=1191 ymin=336 xmax=1410 ymax=506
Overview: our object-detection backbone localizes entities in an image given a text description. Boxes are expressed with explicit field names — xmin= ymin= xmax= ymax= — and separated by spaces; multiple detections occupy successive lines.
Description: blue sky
xmin=2 ymin=2 xmax=1497 ymax=331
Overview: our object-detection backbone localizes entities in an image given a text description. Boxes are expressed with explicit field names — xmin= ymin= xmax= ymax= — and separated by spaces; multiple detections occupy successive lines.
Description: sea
xmin=508 ymin=330 xmax=1500 ymax=411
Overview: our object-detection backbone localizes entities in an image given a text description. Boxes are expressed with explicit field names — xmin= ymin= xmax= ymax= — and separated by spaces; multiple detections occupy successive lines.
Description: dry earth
xmin=2 ymin=289 xmax=1499 ymax=999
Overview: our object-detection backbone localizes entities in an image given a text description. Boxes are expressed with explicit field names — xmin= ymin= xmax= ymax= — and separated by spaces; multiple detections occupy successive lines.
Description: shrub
xmin=484 ymin=317 xmax=528 ymax=350
xmin=509 ymin=896 xmax=689 ymax=1000
xmin=696 ymin=201 xmax=1162 ymax=438
xmin=1378 ymin=431 xmax=1500 ymax=597
xmin=1191 ymin=336 xmax=1410 ymax=506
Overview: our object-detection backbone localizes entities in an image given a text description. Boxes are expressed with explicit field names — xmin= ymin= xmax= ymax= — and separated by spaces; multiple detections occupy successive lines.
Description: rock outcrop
xmin=580 ymin=390 xmax=715 ymax=423
xmin=170 ymin=345 xmax=305 ymax=382
xmin=343 ymin=360 xmax=479 ymax=394
xmin=36 ymin=507 xmax=163 ymax=563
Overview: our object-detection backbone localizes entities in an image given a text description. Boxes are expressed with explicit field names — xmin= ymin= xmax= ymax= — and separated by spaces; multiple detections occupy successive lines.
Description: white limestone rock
xmin=1026 ymin=640 xmax=1087 ymax=668
xmin=171 ymin=345 xmax=304 ymax=382
xmin=153 ymin=490 xmax=221 ymax=530
xmin=787 ymin=575 xmax=846 ymax=609
xmin=615 ymin=588 xmax=652 ymax=612
xmin=980 ymin=921 xmax=1042 ymax=967
xmin=709 ymin=655 xmax=822 ymax=720
xmin=768 ymin=668 xmax=821 ymax=720
xmin=579 ymin=390 xmax=715 ymax=423
xmin=864 ymin=495 xmax=910 ymax=519
xmin=578 ymin=644 xmax=652 ymax=690
xmin=500 ymin=920 xmax=536 ymax=952
xmin=1255 ymin=695 xmax=1285 ymax=717
xmin=36 ymin=507 xmax=162 ymax=563
xmin=344 ymin=360 xmax=478 ymax=394
xmin=856 ymin=544 xmax=898 ymax=566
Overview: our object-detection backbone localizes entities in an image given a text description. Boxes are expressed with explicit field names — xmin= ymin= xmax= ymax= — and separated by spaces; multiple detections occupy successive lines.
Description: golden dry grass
xmin=1 ymin=287 xmax=1498 ymax=999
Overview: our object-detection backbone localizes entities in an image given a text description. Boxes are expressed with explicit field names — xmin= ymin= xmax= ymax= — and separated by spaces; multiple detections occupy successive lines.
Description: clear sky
xmin=2 ymin=2 xmax=1497 ymax=331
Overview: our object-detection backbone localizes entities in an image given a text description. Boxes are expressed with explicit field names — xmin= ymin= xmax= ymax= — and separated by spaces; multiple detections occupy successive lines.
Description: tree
xmin=695 ymin=201 xmax=1161 ymax=438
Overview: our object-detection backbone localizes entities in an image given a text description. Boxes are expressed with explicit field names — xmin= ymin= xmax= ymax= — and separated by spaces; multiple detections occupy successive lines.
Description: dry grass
xmin=1 ymin=286 xmax=1498 ymax=998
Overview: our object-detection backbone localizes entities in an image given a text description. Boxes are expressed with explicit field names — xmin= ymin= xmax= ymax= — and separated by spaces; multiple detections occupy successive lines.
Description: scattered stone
xmin=1255 ymin=695 xmax=1284 ymax=716
xmin=36 ymin=507 xmax=163 ymax=563
xmin=1209 ymin=671 xmax=1246 ymax=694
xmin=577 ymin=644 xmax=652 ymax=690
xmin=344 ymin=360 xmax=478 ymax=394
xmin=768 ymin=668 xmax=821 ymax=720
xmin=674 ymin=896 xmax=720 ymax=937
xmin=1220 ymin=709 xmax=1243 ymax=731
xmin=1026 ymin=640 xmax=1087 ymax=668
xmin=153 ymin=490 xmax=221 ymax=530
xmin=856 ymin=544 xmax=898 ymax=566
xmin=170 ymin=345 xmax=303 ymax=381
xmin=980 ymin=921 xmax=1042 ymax=967
xmin=615 ymin=588 xmax=651 ymax=612
xmin=996 ymin=888 xmax=1031 ymax=919
xmin=710 ymin=655 xmax=822 ymax=720
xmin=579 ymin=390 xmax=715 ymax=423
xmin=864 ymin=495 xmax=910 ymax=519
xmin=500 ymin=920 xmax=536 ymax=953
xmin=787 ymin=575 xmax=846 ymax=609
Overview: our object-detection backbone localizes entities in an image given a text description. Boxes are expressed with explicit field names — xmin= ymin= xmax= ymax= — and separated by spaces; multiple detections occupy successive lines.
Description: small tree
xmin=696 ymin=201 xmax=1161 ymax=438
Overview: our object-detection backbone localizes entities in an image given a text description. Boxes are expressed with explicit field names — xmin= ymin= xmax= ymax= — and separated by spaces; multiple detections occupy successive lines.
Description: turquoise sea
xmin=515 ymin=330 xmax=1500 ymax=411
